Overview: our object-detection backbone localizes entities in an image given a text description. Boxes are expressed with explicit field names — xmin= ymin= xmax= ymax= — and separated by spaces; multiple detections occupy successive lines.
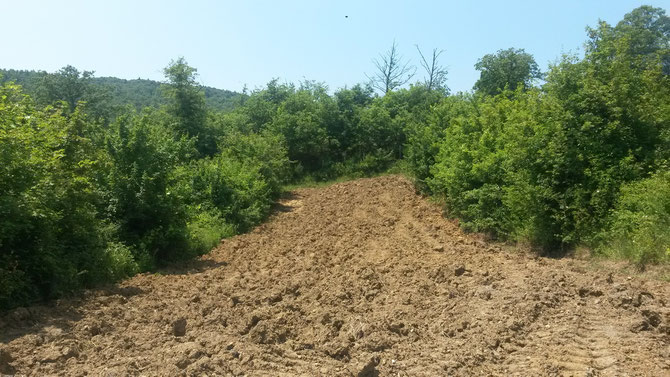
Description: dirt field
xmin=1 ymin=175 xmax=668 ymax=376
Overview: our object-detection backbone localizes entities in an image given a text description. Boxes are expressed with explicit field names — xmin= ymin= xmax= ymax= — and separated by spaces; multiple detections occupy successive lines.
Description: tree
xmin=415 ymin=45 xmax=449 ymax=93
xmin=162 ymin=57 xmax=215 ymax=156
xmin=613 ymin=5 xmax=670 ymax=57
xmin=35 ymin=65 xmax=112 ymax=120
xmin=366 ymin=41 xmax=416 ymax=94
xmin=473 ymin=48 xmax=542 ymax=96
xmin=35 ymin=65 xmax=93 ymax=112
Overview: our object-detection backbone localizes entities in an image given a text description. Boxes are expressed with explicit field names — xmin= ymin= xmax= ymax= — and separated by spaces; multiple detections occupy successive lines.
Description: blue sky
xmin=2 ymin=0 xmax=669 ymax=93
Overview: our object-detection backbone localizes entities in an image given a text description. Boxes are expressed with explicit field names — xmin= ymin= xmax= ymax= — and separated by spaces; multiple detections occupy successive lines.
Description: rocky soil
xmin=1 ymin=175 xmax=668 ymax=376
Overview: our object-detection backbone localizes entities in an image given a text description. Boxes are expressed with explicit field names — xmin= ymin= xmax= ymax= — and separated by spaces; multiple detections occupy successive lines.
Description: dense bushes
xmin=408 ymin=6 xmax=670 ymax=259
xmin=0 ymin=58 xmax=417 ymax=309
xmin=0 ymin=80 xmax=294 ymax=308
xmin=0 ymin=83 xmax=113 ymax=306
xmin=105 ymin=110 xmax=194 ymax=267
xmin=601 ymin=171 xmax=670 ymax=265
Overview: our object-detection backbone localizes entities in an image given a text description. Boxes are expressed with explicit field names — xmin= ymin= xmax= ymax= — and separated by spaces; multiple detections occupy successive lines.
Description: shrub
xmin=104 ymin=110 xmax=194 ymax=266
xmin=186 ymin=209 xmax=235 ymax=255
xmin=0 ymin=82 xmax=115 ymax=306
xmin=600 ymin=171 xmax=670 ymax=265
xmin=189 ymin=154 xmax=273 ymax=233
xmin=104 ymin=242 xmax=140 ymax=280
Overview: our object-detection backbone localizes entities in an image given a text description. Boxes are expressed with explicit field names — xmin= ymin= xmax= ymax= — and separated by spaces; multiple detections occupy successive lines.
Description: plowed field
xmin=1 ymin=176 xmax=668 ymax=376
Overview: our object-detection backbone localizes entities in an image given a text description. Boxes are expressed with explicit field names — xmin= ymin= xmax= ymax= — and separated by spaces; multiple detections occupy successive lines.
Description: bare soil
xmin=1 ymin=175 xmax=669 ymax=376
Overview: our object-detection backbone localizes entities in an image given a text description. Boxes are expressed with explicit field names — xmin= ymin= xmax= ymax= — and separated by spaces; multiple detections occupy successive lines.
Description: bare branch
xmin=415 ymin=45 xmax=449 ymax=93
xmin=366 ymin=40 xmax=416 ymax=94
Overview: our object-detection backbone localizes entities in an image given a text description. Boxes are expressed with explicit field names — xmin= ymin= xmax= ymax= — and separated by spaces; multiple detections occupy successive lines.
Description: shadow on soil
xmin=158 ymin=258 xmax=228 ymax=276
xmin=0 ymin=191 xmax=303 ymax=346
xmin=0 ymin=284 xmax=150 ymax=344
xmin=0 ymin=257 xmax=230 ymax=344
xmin=273 ymin=191 xmax=302 ymax=213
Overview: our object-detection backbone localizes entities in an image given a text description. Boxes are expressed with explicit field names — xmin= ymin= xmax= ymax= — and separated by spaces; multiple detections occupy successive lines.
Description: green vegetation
xmin=0 ymin=67 xmax=243 ymax=116
xmin=416 ymin=6 xmax=670 ymax=259
xmin=1 ymin=5 xmax=668 ymax=309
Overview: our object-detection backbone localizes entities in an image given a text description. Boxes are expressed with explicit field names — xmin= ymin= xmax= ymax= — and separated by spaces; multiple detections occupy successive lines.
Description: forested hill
xmin=0 ymin=68 xmax=242 ymax=112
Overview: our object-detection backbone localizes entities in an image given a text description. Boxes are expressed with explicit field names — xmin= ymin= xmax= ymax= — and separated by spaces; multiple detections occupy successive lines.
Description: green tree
xmin=162 ymin=57 xmax=215 ymax=156
xmin=35 ymin=65 xmax=113 ymax=121
xmin=0 ymin=82 xmax=124 ymax=307
xmin=474 ymin=48 xmax=542 ymax=96
xmin=268 ymin=88 xmax=333 ymax=174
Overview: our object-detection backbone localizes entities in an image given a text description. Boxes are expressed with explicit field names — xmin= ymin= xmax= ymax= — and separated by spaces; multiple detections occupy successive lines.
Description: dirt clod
xmin=357 ymin=355 xmax=380 ymax=377
xmin=172 ymin=318 xmax=187 ymax=337
xmin=454 ymin=265 xmax=466 ymax=276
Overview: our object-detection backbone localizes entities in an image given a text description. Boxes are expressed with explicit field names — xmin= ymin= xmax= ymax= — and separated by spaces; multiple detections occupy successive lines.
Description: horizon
xmin=2 ymin=0 xmax=668 ymax=93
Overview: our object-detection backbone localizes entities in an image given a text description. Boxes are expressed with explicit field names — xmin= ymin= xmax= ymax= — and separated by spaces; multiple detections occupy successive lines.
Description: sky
xmin=2 ymin=0 xmax=669 ymax=93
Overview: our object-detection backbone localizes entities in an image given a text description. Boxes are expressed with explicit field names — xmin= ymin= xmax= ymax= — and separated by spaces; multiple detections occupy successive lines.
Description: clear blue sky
xmin=2 ymin=0 xmax=668 ymax=93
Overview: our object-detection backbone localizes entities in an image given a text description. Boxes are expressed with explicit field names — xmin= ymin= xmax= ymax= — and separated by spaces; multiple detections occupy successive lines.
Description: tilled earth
xmin=1 ymin=176 xmax=669 ymax=376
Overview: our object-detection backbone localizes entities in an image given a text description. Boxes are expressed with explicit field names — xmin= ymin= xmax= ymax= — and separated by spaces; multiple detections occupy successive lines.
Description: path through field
xmin=1 ymin=176 xmax=669 ymax=376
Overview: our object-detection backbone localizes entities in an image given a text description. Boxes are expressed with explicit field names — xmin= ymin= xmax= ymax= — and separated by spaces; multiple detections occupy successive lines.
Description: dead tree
xmin=415 ymin=45 xmax=449 ymax=93
xmin=366 ymin=41 xmax=416 ymax=94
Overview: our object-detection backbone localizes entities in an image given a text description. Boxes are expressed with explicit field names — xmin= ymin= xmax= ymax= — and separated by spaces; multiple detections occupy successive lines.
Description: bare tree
xmin=415 ymin=45 xmax=449 ymax=93
xmin=366 ymin=41 xmax=416 ymax=94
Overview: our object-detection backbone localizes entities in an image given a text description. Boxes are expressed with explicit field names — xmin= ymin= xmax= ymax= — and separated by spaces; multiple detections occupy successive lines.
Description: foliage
xmin=600 ymin=170 xmax=670 ymax=265
xmin=104 ymin=110 xmax=194 ymax=267
xmin=416 ymin=6 xmax=670 ymax=258
xmin=268 ymin=86 xmax=334 ymax=174
xmin=0 ymin=82 xmax=120 ymax=307
xmin=473 ymin=48 xmax=542 ymax=96
xmin=162 ymin=57 xmax=216 ymax=156
xmin=0 ymin=68 xmax=243 ymax=114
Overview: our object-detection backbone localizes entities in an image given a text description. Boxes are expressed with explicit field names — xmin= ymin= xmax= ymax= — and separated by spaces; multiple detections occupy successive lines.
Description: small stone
xmin=226 ymin=342 xmax=235 ymax=350
xmin=433 ymin=245 xmax=444 ymax=252
xmin=172 ymin=318 xmax=187 ymax=337
xmin=242 ymin=354 xmax=254 ymax=364
xmin=41 ymin=347 xmax=62 ymax=363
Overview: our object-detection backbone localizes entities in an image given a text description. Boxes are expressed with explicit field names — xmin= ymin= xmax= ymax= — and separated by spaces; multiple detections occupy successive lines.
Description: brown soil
xmin=1 ymin=175 xmax=669 ymax=376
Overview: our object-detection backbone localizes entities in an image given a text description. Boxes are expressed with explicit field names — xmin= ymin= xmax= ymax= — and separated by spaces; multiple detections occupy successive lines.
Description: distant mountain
xmin=0 ymin=68 xmax=243 ymax=112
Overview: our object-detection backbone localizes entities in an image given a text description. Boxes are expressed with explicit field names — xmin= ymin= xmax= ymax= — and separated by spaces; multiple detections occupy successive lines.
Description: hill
xmin=0 ymin=68 xmax=242 ymax=112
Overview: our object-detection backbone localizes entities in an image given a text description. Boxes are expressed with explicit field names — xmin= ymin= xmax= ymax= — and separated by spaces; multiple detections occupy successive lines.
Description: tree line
xmin=1 ymin=6 xmax=668 ymax=309
xmin=0 ymin=68 xmax=243 ymax=115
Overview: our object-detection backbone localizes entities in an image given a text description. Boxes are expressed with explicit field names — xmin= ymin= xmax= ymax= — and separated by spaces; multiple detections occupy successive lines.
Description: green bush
xmin=189 ymin=154 xmax=273 ymax=233
xmin=405 ymin=94 xmax=474 ymax=192
xmin=104 ymin=110 xmax=194 ymax=267
xmin=600 ymin=171 xmax=670 ymax=265
xmin=220 ymin=130 xmax=290 ymax=196
xmin=104 ymin=242 xmax=140 ymax=280
xmin=0 ymin=83 xmax=114 ymax=306
xmin=186 ymin=209 xmax=235 ymax=255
